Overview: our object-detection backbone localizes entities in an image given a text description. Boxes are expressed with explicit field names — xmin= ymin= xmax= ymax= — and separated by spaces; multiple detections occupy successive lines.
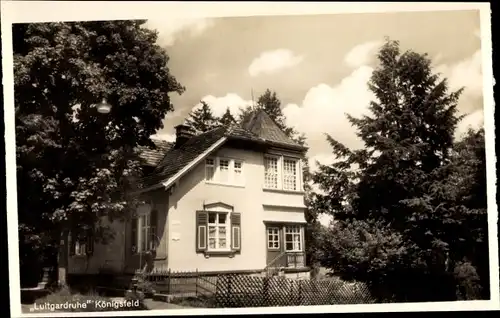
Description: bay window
xmin=267 ymin=227 xmax=280 ymax=249
xmin=264 ymin=154 xmax=301 ymax=191
xmin=284 ymin=225 xmax=302 ymax=252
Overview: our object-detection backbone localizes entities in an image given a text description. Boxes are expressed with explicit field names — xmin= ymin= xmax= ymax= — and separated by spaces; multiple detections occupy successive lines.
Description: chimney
xmin=174 ymin=124 xmax=194 ymax=148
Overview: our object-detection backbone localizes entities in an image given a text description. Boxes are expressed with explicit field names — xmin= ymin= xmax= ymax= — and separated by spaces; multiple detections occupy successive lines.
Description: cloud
xmin=248 ymin=49 xmax=304 ymax=77
xmin=455 ymin=109 xmax=484 ymax=139
xmin=144 ymin=18 xmax=214 ymax=47
xmin=282 ymin=41 xmax=381 ymax=157
xmin=283 ymin=65 xmax=375 ymax=153
xmin=150 ymin=133 xmax=176 ymax=142
xmin=435 ymin=50 xmax=483 ymax=111
xmin=192 ymin=93 xmax=256 ymax=118
xmin=343 ymin=40 xmax=382 ymax=68
xmin=308 ymin=153 xmax=338 ymax=173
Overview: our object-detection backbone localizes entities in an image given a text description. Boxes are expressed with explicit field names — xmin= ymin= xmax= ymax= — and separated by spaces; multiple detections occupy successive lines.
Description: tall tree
xmin=237 ymin=105 xmax=255 ymax=124
xmin=185 ymin=101 xmax=219 ymax=133
xmin=218 ymin=107 xmax=237 ymax=127
xmin=438 ymin=128 xmax=488 ymax=299
xmin=14 ymin=21 xmax=184 ymax=285
xmin=312 ymin=39 xmax=479 ymax=301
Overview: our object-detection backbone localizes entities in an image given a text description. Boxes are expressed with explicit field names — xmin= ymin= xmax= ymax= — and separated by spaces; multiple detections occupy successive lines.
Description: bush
xmin=454 ymin=261 xmax=483 ymax=300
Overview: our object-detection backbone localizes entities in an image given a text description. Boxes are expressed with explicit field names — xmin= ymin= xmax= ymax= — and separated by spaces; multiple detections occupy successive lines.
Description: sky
xmin=144 ymin=10 xmax=484 ymax=225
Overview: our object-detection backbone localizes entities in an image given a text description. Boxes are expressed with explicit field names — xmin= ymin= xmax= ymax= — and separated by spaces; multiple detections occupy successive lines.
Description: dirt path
xmin=143 ymin=299 xmax=197 ymax=310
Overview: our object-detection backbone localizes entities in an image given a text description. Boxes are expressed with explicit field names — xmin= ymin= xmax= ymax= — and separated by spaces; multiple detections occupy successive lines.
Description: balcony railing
xmin=285 ymin=252 xmax=305 ymax=268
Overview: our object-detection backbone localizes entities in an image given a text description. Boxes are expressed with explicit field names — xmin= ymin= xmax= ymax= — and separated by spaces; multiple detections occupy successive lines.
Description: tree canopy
xmin=14 ymin=20 xmax=184 ymax=284
xmin=312 ymin=39 xmax=487 ymax=300
xmin=218 ymin=107 xmax=237 ymax=127
xmin=184 ymin=101 xmax=220 ymax=133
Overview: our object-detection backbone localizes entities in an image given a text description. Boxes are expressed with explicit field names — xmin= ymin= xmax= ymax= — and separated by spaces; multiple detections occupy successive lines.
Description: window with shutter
xmin=197 ymin=203 xmax=240 ymax=256
xmin=196 ymin=211 xmax=208 ymax=252
xmin=131 ymin=217 xmax=137 ymax=254
xmin=231 ymin=213 xmax=241 ymax=252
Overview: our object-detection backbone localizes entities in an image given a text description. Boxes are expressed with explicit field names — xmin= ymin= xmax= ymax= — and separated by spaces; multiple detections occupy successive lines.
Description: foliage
xmin=185 ymin=101 xmax=220 ymax=133
xmin=14 ymin=20 xmax=183 ymax=282
xmin=313 ymin=38 xmax=487 ymax=301
xmin=218 ymin=107 xmax=237 ymax=127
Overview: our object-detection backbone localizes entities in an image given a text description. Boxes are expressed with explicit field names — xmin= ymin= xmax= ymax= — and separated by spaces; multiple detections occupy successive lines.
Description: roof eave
xmin=228 ymin=135 xmax=308 ymax=153
xmin=132 ymin=136 xmax=228 ymax=195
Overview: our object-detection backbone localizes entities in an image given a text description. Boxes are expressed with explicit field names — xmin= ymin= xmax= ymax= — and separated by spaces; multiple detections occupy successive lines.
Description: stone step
xmin=152 ymin=293 xmax=173 ymax=302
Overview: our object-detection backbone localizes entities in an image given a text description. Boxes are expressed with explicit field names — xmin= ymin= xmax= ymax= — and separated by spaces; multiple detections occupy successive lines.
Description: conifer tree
xmin=312 ymin=39 xmax=480 ymax=301
xmin=218 ymin=107 xmax=237 ymax=127
xmin=185 ymin=101 xmax=219 ymax=133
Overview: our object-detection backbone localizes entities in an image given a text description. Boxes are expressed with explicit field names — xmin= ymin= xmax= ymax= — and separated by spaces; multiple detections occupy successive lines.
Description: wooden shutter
xmin=69 ymin=232 xmax=75 ymax=256
xmin=231 ymin=213 xmax=241 ymax=252
xmin=150 ymin=209 xmax=158 ymax=250
xmin=196 ymin=211 xmax=208 ymax=253
xmin=131 ymin=217 xmax=137 ymax=253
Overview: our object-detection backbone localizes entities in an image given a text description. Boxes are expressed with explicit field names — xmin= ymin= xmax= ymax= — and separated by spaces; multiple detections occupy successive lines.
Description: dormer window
xmin=264 ymin=154 xmax=301 ymax=191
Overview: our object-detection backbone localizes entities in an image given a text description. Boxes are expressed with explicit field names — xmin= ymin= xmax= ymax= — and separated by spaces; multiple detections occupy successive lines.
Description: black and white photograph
xmin=2 ymin=1 xmax=497 ymax=316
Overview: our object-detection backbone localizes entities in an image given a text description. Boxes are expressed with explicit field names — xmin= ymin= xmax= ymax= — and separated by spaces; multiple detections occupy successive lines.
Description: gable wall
xmin=167 ymin=144 xmax=306 ymax=272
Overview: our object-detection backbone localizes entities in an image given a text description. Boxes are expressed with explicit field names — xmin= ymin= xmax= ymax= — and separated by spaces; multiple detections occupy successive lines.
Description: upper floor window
xmin=264 ymin=154 xmax=301 ymax=191
xmin=205 ymin=157 xmax=245 ymax=186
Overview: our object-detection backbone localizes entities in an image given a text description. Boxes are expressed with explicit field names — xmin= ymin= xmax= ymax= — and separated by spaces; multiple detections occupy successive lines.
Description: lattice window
xmin=267 ymin=227 xmax=280 ymax=249
xmin=208 ymin=212 xmax=230 ymax=251
xmin=285 ymin=226 xmax=302 ymax=252
xmin=283 ymin=158 xmax=298 ymax=190
xmin=264 ymin=156 xmax=279 ymax=189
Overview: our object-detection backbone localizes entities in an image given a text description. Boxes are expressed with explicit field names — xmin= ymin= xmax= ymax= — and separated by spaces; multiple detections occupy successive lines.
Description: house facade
xmin=65 ymin=110 xmax=310 ymax=278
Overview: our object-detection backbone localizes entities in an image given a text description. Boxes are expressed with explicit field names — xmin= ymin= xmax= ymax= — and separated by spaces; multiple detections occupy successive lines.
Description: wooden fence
xmin=214 ymin=274 xmax=376 ymax=307
xmin=138 ymin=270 xmax=376 ymax=307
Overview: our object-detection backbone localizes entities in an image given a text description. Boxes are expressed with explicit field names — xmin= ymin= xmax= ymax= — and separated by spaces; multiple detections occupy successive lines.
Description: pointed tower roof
xmin=238 ymin=109 xmax=304 ymax=149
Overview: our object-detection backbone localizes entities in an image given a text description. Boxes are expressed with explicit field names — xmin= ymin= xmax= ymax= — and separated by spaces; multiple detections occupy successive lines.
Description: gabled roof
xmin=139 ymin=127 xmax=227 ymax=189
xmin=136 ymin=109 xmax=306 ymax=193
xmin=137 ymin=139 xmax=173 ymax=167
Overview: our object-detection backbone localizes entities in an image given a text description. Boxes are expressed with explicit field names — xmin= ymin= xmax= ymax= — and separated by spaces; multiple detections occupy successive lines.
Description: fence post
xmin=227 ymin=275 xmax=232 ymax=307
xmin=167 ymin=268 xmax=171 ymax=295
xmin=263 ymin=276 xmax=269 ymax=306
xmin=195 ymin=268 xmax=198 ymax=296
xmin=298 ymin=280 xmax=303 ymax=305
